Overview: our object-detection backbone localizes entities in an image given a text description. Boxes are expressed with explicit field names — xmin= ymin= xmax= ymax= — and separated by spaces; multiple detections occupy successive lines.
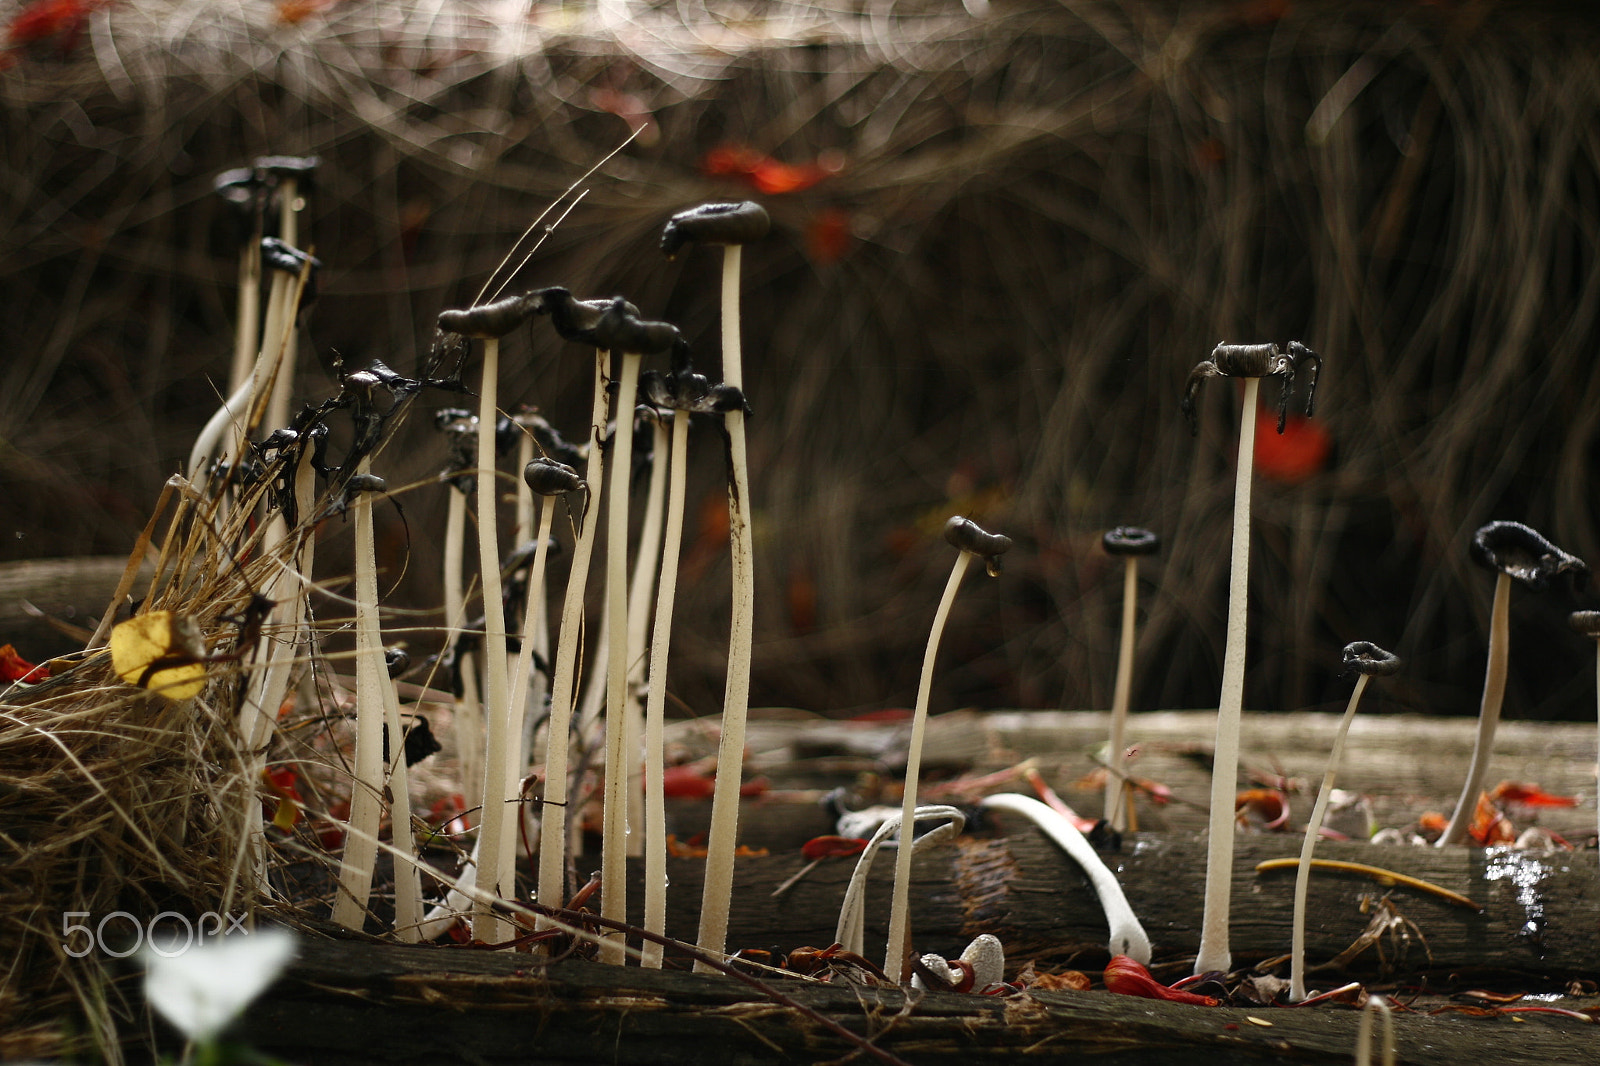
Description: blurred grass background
xmin=2 ymin=0 xmax=1598 ymax=723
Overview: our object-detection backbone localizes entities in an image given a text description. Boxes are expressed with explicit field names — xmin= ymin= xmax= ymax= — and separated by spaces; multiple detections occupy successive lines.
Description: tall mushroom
xmin=1289 ymin=641 xmax=1400 ymax=1001
xmin=1180 ymin=339 xmax=1321 ymax=974
xmin=212 ymin=166 xmax=268 ymax=400
xmin=661 ymin=200 xmax=772 ymax=967
xmin=1569 ymin=610 xmax=1600 ymax=851
xmin=884 ymin=515 xmax=1010 ymax=979
xmin=255 ymin=156 xmax=319 ymax=435
xmin=1100 ymin=526 xmax=1160 ymax=830
xmin=1438 ymin=521 xmax=1586 ymax=847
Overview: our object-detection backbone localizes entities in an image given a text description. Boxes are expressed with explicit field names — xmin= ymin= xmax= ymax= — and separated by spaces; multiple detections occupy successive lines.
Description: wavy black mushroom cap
xmin=1469 ymin=521 xmax=1588 ymax=592
xmin=524 ymin=457 xmax=584 ymax=496
xmin=433 ymin=407 xmax=475 ymax=432
xmin=254 ymin=154 xmax=320 ymax=182
xmin=944 ymin=516 xmax=1013 ymax=575
xmin=527 ymin=286 xmax=639 ymax=347
xmin=591 ymin=297 xmax=682 ymax=355
xmin=1569 ymin=611 xmax=1600 ymax=639
xmin=640 ymin=369 xmax=748 ymax=415
xmin=384 ymin=647 xmax=410 ymax=679
xmin=1180 ymin=340 xmax=1322 ymax=436
xmin=437 ymin=290 xmax=546 ymax=340
xmin=213 ymin=167 xmax=266 ymax=215
xmin=1103 ymin=526 xmax=1160 ymax=556
xmin=1342 ymin=641 xmax=1401 ymax=677
xmin=260 ymin=237 xmax=321 ymax=307
xmin=661 ymin=201 xmax=772 ymax=258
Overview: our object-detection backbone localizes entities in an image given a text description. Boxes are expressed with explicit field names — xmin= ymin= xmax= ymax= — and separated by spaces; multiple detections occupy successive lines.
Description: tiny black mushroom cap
xmin=1569 ymin=610 xmax=1600 ymax=639
xmin=384 ymin=647 xmax=411 ymax=678
xmin=661 ymin=201 xmax=772 ymax=258
xmin=254 ymin=155 xmax=320 ymax=183
xmin=590 ymin=297 xmax=682 ymax=356
xmin=1469 ymin=521 xmax=1588 ymax=592
xmin=943 ymin=516 xmax=1013 ymax=576
xmin=1181 ymin=340 xmax=1322 ymax=436
xmin=1342 ymin=641 xmax=1401 ymax=677
xmin=213 ymin=167 xmax=267 ymax=219
xmin=640 ymin=369 xmax=748 ymax=414
xmin=523 ymin=457 xmax=584 ymax=496
xmin=1103 ymin=527 xmax=1160 ymax=556
xmin=437 ymin=290 xmax=546 ymax=340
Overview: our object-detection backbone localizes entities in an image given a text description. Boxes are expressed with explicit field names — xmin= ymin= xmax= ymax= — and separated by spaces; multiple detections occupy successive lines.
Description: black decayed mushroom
xmin=1288 ymin=641 xmax=1400 ymax=1001
xmin=214 ymin=166 xmax=270 ymax=398
xmin=1439 ymin=522 xmax=1587 ymax=847
xmin=1101 ymin=526 xmax=1160 ymax=830
xmin=1569 ymin=610 xmax=1600 ymax=850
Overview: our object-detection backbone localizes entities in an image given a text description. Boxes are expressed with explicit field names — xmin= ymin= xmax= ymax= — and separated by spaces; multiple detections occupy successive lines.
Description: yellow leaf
xmin=110 ymin=611 xmax=207 ymax=701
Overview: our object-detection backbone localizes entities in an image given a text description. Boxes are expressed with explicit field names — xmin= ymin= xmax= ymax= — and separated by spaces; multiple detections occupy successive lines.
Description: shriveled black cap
xmin=1342 ymin=641 xmax=1401 ymax=677
xmin=1102 ymin=527 xmax=1160 ymax=557
xmin=944 ymin=516 xmax=1012 ymax=575
xmin=661 ymin=201 xmax=771 ymax=258
xmin=1469 ymin=521 xmax=1587 ymax=592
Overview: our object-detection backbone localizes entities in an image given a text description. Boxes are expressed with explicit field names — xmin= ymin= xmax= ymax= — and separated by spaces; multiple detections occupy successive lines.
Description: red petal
xmin=802 ymin=835 xmax=869 ymax=860
xmin=0 ymin=644 xmax=48 ymax=682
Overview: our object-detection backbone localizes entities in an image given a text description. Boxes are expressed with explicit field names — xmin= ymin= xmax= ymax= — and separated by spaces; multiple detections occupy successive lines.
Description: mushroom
xmin=436 ymin=292 xmax=546 ymax=942
xmin=255 ymin=156 xmax=319 ymax=434
xmin=1569 ymin=610 xmax=1600 ymax=851
xmin=1100 ymin=526 xmax=1160 ymax=830
xmin=433 ymin=409 xmax=486 ymax=818
xmin=661 ymin=200 xmax=772 ymax=969
xmin=212 ymin=166 xmax=268 ymax=399
xmin=1289 ymin=641 xmax=1400 ymax=1001
xmin=1438 ymin=521 xmax=1586 ymax=847
xmin=883 ymin=516 xmax=1010 ymax=979
xmin=835 ymin=805 xmax=965 ymax=959
xmin=1355 ymin=995 xmax=1396 ymax=1066
xmin=1180 ymin=340 xmax=1321 ymax=975
xmin=979 ymin=793 xmax=1152 ymax=963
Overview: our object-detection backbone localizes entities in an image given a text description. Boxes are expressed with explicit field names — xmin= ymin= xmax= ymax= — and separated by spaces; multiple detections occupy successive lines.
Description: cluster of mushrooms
xmin=166 ymin=158 xmax=1600 ymax=1008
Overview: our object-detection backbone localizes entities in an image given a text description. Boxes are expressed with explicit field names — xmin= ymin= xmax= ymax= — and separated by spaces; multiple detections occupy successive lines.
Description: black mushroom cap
xmin=384 ymin=647 xmax=410 ymax=678
xmin=437 ymin=290 xmax=546 ymax=340
xmin=520 ymin=413 xmax=586 ymax=470
xmin=944 ymin=516 xmax=1013 ymax=576
xmin=1342 ymin=641 xmax=1401 ymax=677
xmin=591 ymin=297 xmax=682 ymax=355
xmin=261 ymin=237 xmax=319 ymax=275
xmin=640 ymin=369 xmax=748 ymax=414
xmin=1469 ymin=521 xmax=1588 ymax=592
xmin=1569 ymin=611 xmax=1600 ymax=639
xmin=1180 ymin=340 xmax=1322 ymax=436
xmin=254 ymin=154 xmax=320 ymax=180
xmin=213 ymin=167 xmax=266 ymax=214
xmin=1103 ymin=526 xmax=1160 ymax=556
xmin=524 ymin=457 xmax=584 ymax=496
xmin=539 ymin=287 xmax=640 ymax=347
xmin=433 ymin=407 xmax=475 ymax=432
xmin=661 ymin=201 xmax=772 ymax=258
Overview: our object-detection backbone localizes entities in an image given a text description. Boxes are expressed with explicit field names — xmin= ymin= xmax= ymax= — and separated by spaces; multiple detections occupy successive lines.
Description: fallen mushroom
xmin=1438 ymin=522 xmax=1586 ymax=847
xmin=834 ymin=805 xmax=965 ymax=960
xmin=1101 ymin=526 xmax=1160 ymax=830
xmin=1288 ymin=641 xmax=1400 ymax=1002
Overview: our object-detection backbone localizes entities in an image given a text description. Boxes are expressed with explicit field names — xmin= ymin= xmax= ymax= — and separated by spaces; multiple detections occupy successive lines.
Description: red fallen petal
xmin=1024 ymin=766 xmax=1098 ymax=833
xmin=802 ymin=835 xmax=869 ymax=860
xmin=751 ymin=159 xmax=830 ymax=195
xmin=0 ymin=644 xmax=48 ymax=683
xmin=1236 ymin=788 xmax=1291 ymax=830
xmin=1104 ymin=955 xmax=1219 ymax=1006
xmin=1491 ymin=781 xmax=1579 ymax=808
xmin=738 ymin=776 xmax=769 ymax=798
xmin=850 ymin=708 xmax=913 ymax=723
xmin=1254 ymin=411 xmax=1331 ymax=484
xmin=701 ymin=144 xmax=765 ymax=177
xmin=662 ymin=764 xmax=716 ymax=799
xmin=1470 ymin=792 xmax=1516 ymax=846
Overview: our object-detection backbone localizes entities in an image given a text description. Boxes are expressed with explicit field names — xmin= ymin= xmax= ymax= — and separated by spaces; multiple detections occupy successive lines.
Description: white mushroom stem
xmin=1196 ymin=373 xmax=1261 ymax=975
xmin=442 ymin=484 xmax=484 ymax=823
xmin=1438 ymin=571 xmax=1511 ymax=847
xmin=885 ymin=549 xmax=975 ymax=979
xmin=1289 ymin=672 xmax=1371 ymax=1001
xmin=1105 ymin=554 xmax=1139 ymax=829
xmin=264 ymin=178 xmax=303 ymax=436
xmin=695 ymin=243 xmax=756 ymax=969
xmin=1355 ymin=995 xmax=1396 ymax=1066
xmin=835 ymin=805 xmax=965 ymax=958
xmin=470 ymin=337 xmax=514 ymax=943
xmin=623 ymin=415 xmax=670 ymax=861
xmin=641 ymin=412 xmax=689 ymax=968
xmin=509 ymin=431 xmax=535 ymax=700
xmin=380 ymin=647 xmax=424 ymax=943
xmin=227 ymin=234 xmax=263 ymax=400
xmin=331 ymin=459 xmax=388 ymax=932
xmin=501 ymin=497 xmax=557 ymax=920
xmin=598 ymin=350 xmax=642 ymax=964
xmin=536 ymin=350 xmax=611 ymax=930
xmin=980 ymin=793 xmax=1151 ymax=962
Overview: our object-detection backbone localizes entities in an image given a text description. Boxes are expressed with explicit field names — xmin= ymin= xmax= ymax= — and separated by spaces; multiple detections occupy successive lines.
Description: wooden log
xmin=0 ymin=555 xmax=145 ymax=656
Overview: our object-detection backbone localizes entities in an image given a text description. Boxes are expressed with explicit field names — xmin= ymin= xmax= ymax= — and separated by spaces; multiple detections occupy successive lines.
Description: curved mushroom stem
xmin=623 ymin=414 xmax=671 ymax=861
xmin=1105 ymin=554 xmax=1140 ymax=829
xmin=1290 ymin=672 xmax=1371 ymax=1001
xmin=1355 ymin=995 xmax=1396 ymax=1066
xmin=641 ymin=412 xmax=691 ymax=968
xmin=442 ymin=485 xmax=484 ymax=818
xmin=536 ymin=351 xmax=611 ymax=933
xmin=1438 ymin=571 xmax=1511 ymax=847
xmin=695 ymin=244 xmax=756 ymax=969
xmin=885 ymin=549 xmax=975 ymax=979
xmin=599 ymin=351 xmax=642 ymax=964
xmin=835 ymin=805 xmax=965 ymax=959
xmin=1196 ymin=374 xmax=1260 ymax=975
xmin=470 ymin=338 xmax=513 ymax=943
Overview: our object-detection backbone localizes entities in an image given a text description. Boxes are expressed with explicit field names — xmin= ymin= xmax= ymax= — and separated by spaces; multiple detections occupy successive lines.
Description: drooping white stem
xmin=442 ymin=486 xmax=483 ymax=822
xmin=500 ymin=499 xmax=557 ymax=920
xmin=641 ymin=413 xmax=689 ymax=968
xmin=331 ymin=458 xmax=387 ymax=932
xmin=885 ymin=549 xmax=974 ymax=979
xmin=1355 ymin=995 xmax=1396 ymax=1066
xmin=835 ymin=806 xmax=965 ymax=958
xmin=1196 ymin=373 xmax=1260 ymax=975
xmin=980 ymin=792 xmax=1151 ymax=963
xmin=1105 ymin=554 xmax=1140 ymax=829
xmin=536 ymin=350 xmax=611 ymax=929
xmin=623 ymin=415 xmax=670 ymax=861
xmin=1439 ymin=571 xmax=1512 ymax=847
xmin=599 ymin=351 xmax=642 ymax=964
xmin=695 ymin=243 xmax=755 ymax=968
xmin=470 ymin=338 xmax=513 ymax=943
xmin=1290 ymin=672 xmax=1370 ymax=1001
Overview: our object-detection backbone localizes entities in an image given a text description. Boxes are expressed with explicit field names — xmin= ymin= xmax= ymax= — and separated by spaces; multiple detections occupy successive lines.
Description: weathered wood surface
xmin=0 ymin=555 xmax=143 ymax=656
xmin=236 ymin=935 xmax=1600 ymax=1066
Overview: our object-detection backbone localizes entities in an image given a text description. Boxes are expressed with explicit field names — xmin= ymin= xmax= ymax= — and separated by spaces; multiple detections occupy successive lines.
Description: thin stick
xmin=1438 ymin=571 xmax=1511 ymax=846
xmin=1105 ymin=554 xmax=1139 ymax=829
xmin=87 ymin=476 xmax=178 ymax=649
xmin=884 ymin=549 xmax=974 ymax=979
xmin=1257 ymin=858 xmax=1481 ymax=911
xmin=1196 ymin=374 xmax=1260 ymax=975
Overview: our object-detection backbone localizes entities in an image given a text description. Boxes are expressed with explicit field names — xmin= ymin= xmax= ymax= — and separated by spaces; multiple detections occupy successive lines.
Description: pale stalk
xmin=1105 ymin=555 xmax=1139 ymax=829
xmin=380 ymin=629 xmax=425 ymax=943
xmin=1290 ymin=673 xmax=1370 ymax=1001
xmin=598 ymin=352 xmax=641 ymax=963
xmin=536 ymin=351 xmax=611 ymax=929
xmin=641 ymin=412 xmax=689 ymax=968
xmin=1195 ymin=374 xmax=1260 ymax=975
xmin=1438 ymin=572 xmax=1511 ymax=846
xmin=509 ymin=432 xmax=535 ymax=693
xmin=623 ymin=415 xmax=670 ymax=860
xmin=264 ymin=178 xmax=302 ymax=435
xmin=696 ymin=244 xmax=755 ymax=969
xmin=884 ymin=550 xmax=974 ymax=979
xmin=227 ymin=234 xmax=262 ymax=398
xmin=442 ymin=487 xmax=484 ymax=818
